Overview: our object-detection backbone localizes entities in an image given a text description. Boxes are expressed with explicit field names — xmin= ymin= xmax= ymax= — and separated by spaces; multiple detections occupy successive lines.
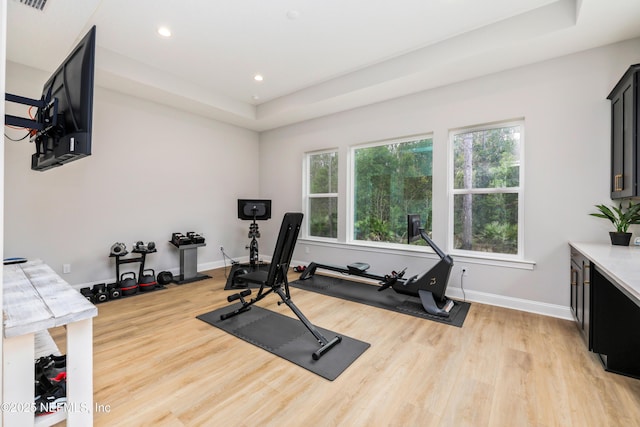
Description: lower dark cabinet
xmin=569 ymin=244 xmax=640 ymax=379
xmin=591 ymin=266 xmax=640 ymax=379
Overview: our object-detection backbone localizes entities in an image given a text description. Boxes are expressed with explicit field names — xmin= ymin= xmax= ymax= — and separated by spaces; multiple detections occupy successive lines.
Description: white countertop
xmin=570 ymin=242 xmax=640 ymax=306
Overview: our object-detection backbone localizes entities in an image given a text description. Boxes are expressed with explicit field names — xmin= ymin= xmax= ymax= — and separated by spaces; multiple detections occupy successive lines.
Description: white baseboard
xmin=73 ymin=258 xmax=572 ymax=321
xmin=289 ymin=259 xmax=573 ymax=321
xmin=439 ymin=287 xmax=572 ymax=320
xmin=198 ymin=259 xmax=230 ymax=272
xmin=72 ymin=257 xmax=250 ymax=291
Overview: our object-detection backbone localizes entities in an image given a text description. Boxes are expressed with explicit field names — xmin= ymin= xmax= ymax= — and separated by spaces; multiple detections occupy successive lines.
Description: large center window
xmin=351 ymin=136 xmax=433 ymax=244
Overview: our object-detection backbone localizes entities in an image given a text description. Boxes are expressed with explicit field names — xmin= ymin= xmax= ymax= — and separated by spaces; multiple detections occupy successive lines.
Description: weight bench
xmin=219 ymin=212 xmax=342 ymax=360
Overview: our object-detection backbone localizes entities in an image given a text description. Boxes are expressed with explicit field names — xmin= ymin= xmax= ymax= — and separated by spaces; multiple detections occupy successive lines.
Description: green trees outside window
xmin=305 ymin=122 xmax=522 ymax=257
xmin=452 ymin=124 xmax=522 ymax=254
xmin=353 ymin=138 xmax=433 ymax=244
xmin=307 ymin=151 xmax=338 ymax=238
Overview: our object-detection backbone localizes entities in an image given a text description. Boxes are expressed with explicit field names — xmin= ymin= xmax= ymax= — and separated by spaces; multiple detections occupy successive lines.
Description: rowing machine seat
xmin=347 ymin=262 xmax=370 ymax=273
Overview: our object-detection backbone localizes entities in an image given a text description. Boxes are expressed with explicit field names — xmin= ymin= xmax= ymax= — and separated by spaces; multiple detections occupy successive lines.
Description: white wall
xmin=5 ymin=37 xmax=640 ymax=318
xmin=4 ymin=61 xmax=260 ymax=285
xmin=259 ymin=38 xmax=640 ymax=318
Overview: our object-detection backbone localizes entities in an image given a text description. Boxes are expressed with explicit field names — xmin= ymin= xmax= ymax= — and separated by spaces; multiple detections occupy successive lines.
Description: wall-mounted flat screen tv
xmin=5 ymin=26 xmax=97 ymax=171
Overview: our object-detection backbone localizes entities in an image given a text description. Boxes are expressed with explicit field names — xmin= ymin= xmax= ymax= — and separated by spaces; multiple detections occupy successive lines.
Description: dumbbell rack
xmin=111 ymin=248 xmax=157 ymax=290
xmin=169 ymin=241 xmax=210 ymax=284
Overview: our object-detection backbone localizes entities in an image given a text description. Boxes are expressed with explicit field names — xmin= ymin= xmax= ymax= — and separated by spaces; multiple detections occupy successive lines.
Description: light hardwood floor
xmin=50 ymin=267 xmax=640 ymax=426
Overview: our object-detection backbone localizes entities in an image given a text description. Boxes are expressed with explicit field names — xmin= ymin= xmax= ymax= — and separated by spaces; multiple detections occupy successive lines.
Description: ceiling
xmin=6 ymin=0 xmax=640 ymax=131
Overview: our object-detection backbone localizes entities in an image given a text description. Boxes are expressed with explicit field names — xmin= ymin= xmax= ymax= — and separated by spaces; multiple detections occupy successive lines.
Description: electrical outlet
xmin=63 ymin=264 xmax=71 ymax=274
xmin=305 ymin=246 xmax=310 ymax=254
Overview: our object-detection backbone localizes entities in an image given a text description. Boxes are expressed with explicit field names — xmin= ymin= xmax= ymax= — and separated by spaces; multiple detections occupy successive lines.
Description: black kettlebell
xmin=139 ymin=269 xmax=157 ymax=292
xmin=119 ymin=272 xmax=138 ymax=296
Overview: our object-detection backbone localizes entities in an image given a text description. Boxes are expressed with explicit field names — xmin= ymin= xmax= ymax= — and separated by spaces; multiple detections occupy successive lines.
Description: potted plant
xmin=589 ymin=201 xmax=640 ymax=245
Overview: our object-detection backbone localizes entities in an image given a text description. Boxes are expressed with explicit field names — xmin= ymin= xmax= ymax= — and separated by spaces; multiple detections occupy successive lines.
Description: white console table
xmin=3 ymin=260 xmax=97 ymax=426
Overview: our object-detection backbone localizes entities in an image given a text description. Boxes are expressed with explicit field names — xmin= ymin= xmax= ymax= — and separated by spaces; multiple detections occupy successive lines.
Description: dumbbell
xmin=92 ymin=283 xmax=109 ymax=303
xmin=107 ymin=283 xmax=121 ymax=299
xmin=80 ymin=287 xmax=93 ymax=302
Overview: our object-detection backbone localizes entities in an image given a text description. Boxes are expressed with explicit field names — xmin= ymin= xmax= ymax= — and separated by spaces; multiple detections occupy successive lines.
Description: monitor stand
xmin=224 ymin=213 xmax=270 ymax=289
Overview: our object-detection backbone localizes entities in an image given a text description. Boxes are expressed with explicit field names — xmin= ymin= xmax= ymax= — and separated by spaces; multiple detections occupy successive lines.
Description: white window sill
xmin=298 ymin=238 xmax=536 ymax=271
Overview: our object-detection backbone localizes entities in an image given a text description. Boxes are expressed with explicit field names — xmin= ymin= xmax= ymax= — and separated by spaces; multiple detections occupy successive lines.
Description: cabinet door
xmin=591 ymin=266 xmax=640 ymax=377
xmin=570 ymin=260 xmax=579 ymax=320
xmin=583 ymin=260 xmax=591 ymax=349
xmin=610 ymin=70 xmax=637 ymax=199
xmin=570 ymin=248 xmax=591 ymax=347
xmin=576 ymin=262 xmax=585 ymax=328
xmin=611 ymin=91 xmax=624 ymax=196
xmin=570 ymin=252 xmax=584 ymax=328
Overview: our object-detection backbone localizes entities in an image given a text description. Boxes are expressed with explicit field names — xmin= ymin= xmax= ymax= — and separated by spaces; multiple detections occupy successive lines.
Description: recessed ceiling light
xmin=254 ymin=74 xmax=264 ymax=82
xmin=252 ymin=95 xmax=260 ymax=101
xmin=286 ymin=10 xmax=300 ymax=20
xmin=157 ymin=26 xmax=172 ymax=38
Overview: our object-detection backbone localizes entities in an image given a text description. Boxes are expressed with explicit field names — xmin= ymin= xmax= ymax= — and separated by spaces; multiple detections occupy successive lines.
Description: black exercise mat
xmin=289 ymin=275 xmax=470 ymax=327
xmin=197 ymin=304 xmax=370 ymax=381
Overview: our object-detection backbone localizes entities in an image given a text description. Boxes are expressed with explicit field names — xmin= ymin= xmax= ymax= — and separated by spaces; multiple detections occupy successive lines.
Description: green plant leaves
xmin=589 ymin=201 xmax=640 ymax=232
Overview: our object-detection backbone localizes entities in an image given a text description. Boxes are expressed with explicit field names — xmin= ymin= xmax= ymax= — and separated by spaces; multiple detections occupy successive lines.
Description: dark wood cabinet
xmin=570 ymin=248 xmax=592 ymax=348
xmin=569 ymin=243 xmax=640 ymax=379
xmin=591 ymin=266 xmax=640 ymax=378
xmin=608 ymin=64 xmax=640 ymax=199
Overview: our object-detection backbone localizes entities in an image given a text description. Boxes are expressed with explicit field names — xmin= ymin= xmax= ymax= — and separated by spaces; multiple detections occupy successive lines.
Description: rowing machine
xmin=299 ymin=224 xmax=454 ymax=317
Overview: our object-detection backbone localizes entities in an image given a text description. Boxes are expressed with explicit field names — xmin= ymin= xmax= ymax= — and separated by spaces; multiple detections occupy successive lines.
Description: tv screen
xmin=31 ymin=26 xmax=96 ymax=171
xmin=237 ymin=199 xmax=272 ymax=221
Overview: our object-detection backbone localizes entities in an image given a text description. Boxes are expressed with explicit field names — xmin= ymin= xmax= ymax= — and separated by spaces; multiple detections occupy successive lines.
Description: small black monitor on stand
xmin=225 ymin=199 xmax=272 ymax=289
xmin=237 ymin=199 xmax=272 ymax=221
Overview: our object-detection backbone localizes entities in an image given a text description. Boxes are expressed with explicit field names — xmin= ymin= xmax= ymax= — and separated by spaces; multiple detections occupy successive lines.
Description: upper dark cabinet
xmin=608 ymin=64 xmax=640 ymax=199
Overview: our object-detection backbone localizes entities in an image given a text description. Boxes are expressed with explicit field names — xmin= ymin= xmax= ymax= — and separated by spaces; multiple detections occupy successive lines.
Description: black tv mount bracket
xmin=5 ymin=93 xmax=58 ymax=132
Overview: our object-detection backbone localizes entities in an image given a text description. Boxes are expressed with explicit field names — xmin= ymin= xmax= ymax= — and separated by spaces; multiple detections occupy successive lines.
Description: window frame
xmin=448 ymin=119 xmax=525 ymax=260
xmin=303 ymin=148 xmax=339 ymax=241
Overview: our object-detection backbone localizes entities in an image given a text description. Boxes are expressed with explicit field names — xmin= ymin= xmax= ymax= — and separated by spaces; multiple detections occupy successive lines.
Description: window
xmin=451 ymin=121 xmax=523 ymax=256
xmin=351 ymin=136 xmax=433 ymax=244
xmin=305 ymin=150 xmax=338 ymax=239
